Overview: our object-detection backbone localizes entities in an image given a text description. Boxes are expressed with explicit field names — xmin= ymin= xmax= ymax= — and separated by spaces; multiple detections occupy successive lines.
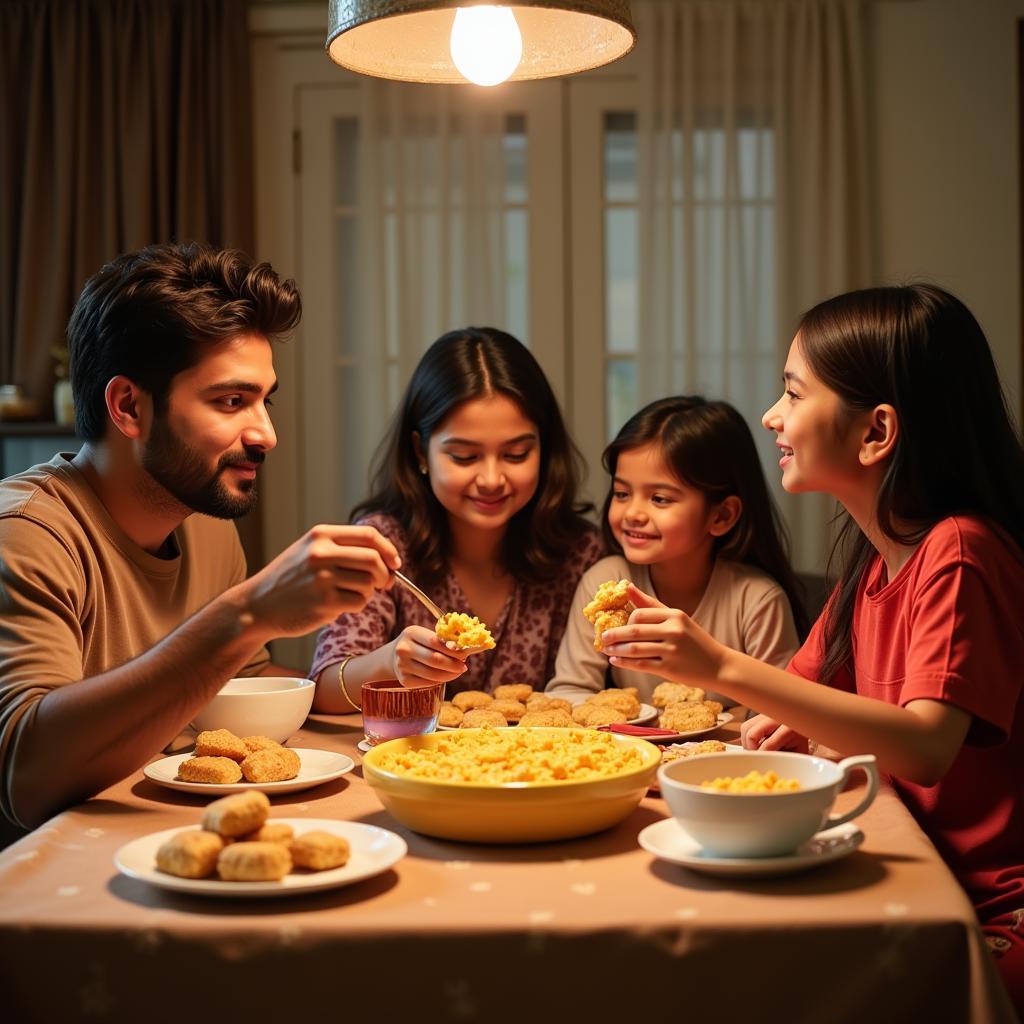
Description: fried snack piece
xmin=526 ymin=694 xmax=573 ymax=715
xmin=194 ymin=729 xmax=248 ymax=762
xmin=156 ymin=829 xmax=224 ymax=879
xmin=438 ymin=702 xmax=464 ymax=727
xmin=490 ymin=699 xmax=527 ymax=723
xmin=435 ymin=612 xmax=496 ymax=650
xmin=572 ymin=703 xmax=627 ymax=727
xmin=652 ymin=681 xmax=706 ymax=708
xmin=452 ymin=690 xmax=492 ymax=711
xmin=518 ymin=709 xmax=574 ymax=728
xmin=701 ymin=700 xmax=724 ymax=718
xmin=290 ymin=831 xmax=351 ymax=871
xmin=587 ymin=689 xmax=642 ymax=719
xmin=493 ymin=683 xmax=534 ymax=703
xmin=217 ymin=841 xmax=291 ymax=881
xmin=592 ymin=609 xmax=630 ymax=650
xmin=242 ymin=735 xmax=283 ymax=755
xmin=582 ymin=579 xmax=633 ymax=650
xmin=659 ymin=702 xmax=717 ymax=733
xmin=662 ymin=739 xmax=728 ymax=764
xmin=460 ymin=708 xmax=508 ymax=728
xmin=177 ymin=756 xmax=243 ymax=784
xmin=201 ymin=790 xmax=270 ymax=838
xmin=241 ymin=822 xmax=295 ymax=844
xmin=240 ymin=746 xmax=301 ymax=783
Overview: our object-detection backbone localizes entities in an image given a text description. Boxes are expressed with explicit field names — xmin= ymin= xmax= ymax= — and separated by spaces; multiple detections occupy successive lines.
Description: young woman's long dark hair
xmin=600 ymin=396 xmax=809 ymax=638
xmin=798 ymin=284 xmax=1024 ymax=683
xmin=353 ymin=327 xmax=594 ymax=586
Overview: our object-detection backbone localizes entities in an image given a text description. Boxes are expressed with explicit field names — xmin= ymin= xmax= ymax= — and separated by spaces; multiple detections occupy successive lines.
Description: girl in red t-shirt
xmin=600 ymin=284 xmax=1024 ymax=1012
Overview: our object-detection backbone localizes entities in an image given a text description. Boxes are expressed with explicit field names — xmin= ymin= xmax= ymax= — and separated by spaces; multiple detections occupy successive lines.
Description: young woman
xmin=601 ymin=285 xmax=1024 ymax=1010
xmin=311 ymin=327 xmax=602 ymax=711
xmin=548 ymin=396 xmax=805 ymax=705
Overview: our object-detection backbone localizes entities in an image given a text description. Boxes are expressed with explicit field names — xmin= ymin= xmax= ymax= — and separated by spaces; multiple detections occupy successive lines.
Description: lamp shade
xmin=326 ymin=0 xmax=637 ymax=84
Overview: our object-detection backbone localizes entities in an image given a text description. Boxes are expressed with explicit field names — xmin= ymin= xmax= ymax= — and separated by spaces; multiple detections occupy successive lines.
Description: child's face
xmin=762 ymin=334 xmax=864 ymax=497
xmin=420 ymin=394 xmax=541 ymax=533
xmin=608 ymin=443 xmax=720 ymax=567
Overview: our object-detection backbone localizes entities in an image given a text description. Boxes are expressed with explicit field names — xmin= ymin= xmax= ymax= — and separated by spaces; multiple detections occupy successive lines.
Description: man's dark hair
xmin=68 ymin=242 xmax=301 ymax=440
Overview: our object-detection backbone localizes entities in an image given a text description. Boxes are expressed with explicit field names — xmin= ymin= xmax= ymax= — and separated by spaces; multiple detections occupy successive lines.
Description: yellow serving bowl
xmin=362 ymin=728 xmax=660 ymax=843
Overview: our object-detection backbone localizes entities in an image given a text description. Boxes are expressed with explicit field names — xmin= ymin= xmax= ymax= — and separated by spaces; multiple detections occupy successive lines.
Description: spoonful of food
xmin=392 ymin=570 xmax=496 ymax=653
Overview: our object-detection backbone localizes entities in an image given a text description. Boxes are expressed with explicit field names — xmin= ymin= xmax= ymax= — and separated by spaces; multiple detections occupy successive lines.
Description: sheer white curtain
xmin=356 ymin=80 xmax=508 ymax=429
xmin=634 ymin=0 xmax=873 ymax=572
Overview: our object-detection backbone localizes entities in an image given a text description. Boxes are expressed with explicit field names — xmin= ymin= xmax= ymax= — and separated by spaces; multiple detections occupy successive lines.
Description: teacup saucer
xmin=638 ymin=818 xmax=864 ymax=878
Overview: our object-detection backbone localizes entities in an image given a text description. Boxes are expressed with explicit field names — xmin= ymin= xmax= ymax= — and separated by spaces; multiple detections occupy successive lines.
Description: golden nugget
xmin=241 ymin=735 xmax=283 ymax=755
xmin=493 ymin=683 xmax=534 ymax=703
xmin=659 ymin=703 xmax=717 ymax=732
xmin=490 ymin=699 xmax=527 ymax=722
xmin=290 ymin=831 xmax=351 ymax=871
xmin=194 ymin=729 xmax=247 ymax=761
xmin=518 ymin=709 xmax=574 ymax=728
xmin=240 ymin=746 xmax=301 ymax=783
xmin=452 ymin=690 xmax=492 ymax=711
xmin=201 ymin=790 xmax=270 ymax=838
xmin=217 ymin=841 xmax=291 ymax=881
xmin=155 ymin=829 xmax=224 ymax=879
xmin=438 ymin=702 xmax=464 ymax=727
xmin=241 ymin=821 xmax=295 ymax=844
xmin=460 ymin=708 xmax=508 ymax=728
xmin=177 ymin=756 xmax=243 ymax=784
xmin=652 ymin=681 xmax=705 ymax=708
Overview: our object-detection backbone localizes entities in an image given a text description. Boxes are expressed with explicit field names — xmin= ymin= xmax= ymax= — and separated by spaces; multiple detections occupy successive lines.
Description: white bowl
xmin=190 ymin=677 xmax=315 ymax=744
xmin=658 ymin=750 xmax=878 ymax=858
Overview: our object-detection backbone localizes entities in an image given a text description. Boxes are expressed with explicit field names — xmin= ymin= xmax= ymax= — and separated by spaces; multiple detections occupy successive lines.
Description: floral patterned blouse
xmin=310 ymin=513 xmax=604 ymax=695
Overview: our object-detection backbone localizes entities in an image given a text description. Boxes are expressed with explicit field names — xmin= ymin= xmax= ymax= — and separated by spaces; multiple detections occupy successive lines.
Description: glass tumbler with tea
xmin=362 ymin=680 xmax=445 ymax=746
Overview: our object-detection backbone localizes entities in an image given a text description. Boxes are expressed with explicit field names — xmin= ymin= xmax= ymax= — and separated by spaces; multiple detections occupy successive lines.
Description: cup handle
xmin=823 ymin=754 xmax=879 ymax=829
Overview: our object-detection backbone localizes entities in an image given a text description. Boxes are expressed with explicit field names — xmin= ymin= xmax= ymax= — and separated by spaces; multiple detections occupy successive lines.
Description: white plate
xmin=439 ymin=702 xmax=658 ymax=730
xmin=114 ymin=819 xmax=407 ymax=898
xmin=638 ymin=817 xmax=864 ymax=878
xmin=143 ymin=748 xmax=355 ymax=795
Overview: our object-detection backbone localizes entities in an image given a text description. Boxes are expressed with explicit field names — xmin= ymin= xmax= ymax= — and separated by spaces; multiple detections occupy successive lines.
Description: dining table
xmin=0 ymin=711 xmax=1015 ymax=1023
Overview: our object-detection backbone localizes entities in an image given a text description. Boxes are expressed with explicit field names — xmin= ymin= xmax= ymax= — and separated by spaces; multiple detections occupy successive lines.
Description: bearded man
xmin=0 ymin=243 xmax=398 ymax=841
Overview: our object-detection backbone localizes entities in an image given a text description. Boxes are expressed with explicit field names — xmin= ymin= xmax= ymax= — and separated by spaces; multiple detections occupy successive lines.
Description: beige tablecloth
xmin=0 ymin=714 xmax=1014 ymax=1023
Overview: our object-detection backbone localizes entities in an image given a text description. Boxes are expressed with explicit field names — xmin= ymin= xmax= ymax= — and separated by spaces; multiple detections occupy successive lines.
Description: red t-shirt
xmin=790 ymin=516 xmax=1024 ymax=920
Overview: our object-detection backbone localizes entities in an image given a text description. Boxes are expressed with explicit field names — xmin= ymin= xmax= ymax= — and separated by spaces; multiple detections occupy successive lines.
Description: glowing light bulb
xmin=449 ymin=6 xmax=523 ymax=87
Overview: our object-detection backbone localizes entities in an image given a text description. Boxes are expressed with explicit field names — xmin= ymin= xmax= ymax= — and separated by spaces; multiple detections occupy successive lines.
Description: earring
xmin=419 ymin=464 xmax=428 ymax=475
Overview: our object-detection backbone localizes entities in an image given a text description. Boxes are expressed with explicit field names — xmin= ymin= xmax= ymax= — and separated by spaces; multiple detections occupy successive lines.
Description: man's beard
xmin=141 ymin=416 xmax=264 ymax=519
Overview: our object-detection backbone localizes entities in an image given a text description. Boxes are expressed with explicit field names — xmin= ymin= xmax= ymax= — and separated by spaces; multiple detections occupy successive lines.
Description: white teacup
xmin=658 ymin=750 xmax=879 ymax=858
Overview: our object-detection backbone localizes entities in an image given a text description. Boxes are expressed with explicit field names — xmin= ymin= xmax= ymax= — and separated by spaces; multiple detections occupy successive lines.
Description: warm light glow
xmin=449 ymin=6 xmax=523 ymax=86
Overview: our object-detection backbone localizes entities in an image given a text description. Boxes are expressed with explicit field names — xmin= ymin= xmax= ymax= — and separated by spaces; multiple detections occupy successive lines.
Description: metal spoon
xmin=392 ymin=569 xmax=446 ymax=621
xmin=391 ymin=570 xmax=491 ymax=654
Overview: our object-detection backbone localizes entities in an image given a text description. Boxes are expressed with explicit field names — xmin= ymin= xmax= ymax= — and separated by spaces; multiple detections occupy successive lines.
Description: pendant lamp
xmin=326 ymin=0 xmax=637 ymax=86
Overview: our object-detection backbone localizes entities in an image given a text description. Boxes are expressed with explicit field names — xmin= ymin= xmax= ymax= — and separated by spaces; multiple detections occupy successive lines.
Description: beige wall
xmin=870 ymin=0 xmax=1022 ymax=418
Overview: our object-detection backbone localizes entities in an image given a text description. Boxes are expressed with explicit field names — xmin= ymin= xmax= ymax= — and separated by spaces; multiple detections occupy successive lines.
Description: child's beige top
xmin=547 ymin=554 xmax=799 ymax=706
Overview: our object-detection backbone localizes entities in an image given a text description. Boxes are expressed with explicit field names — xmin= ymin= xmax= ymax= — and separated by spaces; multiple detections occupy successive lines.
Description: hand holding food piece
xmin=582 ymin=580 xmax=632 ymax=650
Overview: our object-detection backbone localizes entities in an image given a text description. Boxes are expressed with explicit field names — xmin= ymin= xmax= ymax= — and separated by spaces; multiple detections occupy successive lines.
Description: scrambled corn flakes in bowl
xmin=658 ymin=750 xmax=879 ymax=858
xmin=362 ymin=727 xmax=660 ymax=843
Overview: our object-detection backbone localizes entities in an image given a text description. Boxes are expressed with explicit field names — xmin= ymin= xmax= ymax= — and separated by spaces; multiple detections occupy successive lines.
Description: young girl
xmin=547 ymin=396 xmax=807 ymax=705
xmin=311 ymin=327 xmax=602 ymax=711
xmin=601 ymin=286 xmax=1024 ymax=1011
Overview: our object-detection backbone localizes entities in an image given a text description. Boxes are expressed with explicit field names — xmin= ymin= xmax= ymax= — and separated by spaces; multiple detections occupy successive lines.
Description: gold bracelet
xmin=337 ymin=656 xmax=361 ymax=712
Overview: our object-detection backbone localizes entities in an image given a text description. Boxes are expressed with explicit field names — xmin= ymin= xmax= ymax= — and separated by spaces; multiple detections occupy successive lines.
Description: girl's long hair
xmin=354 ymin=327 xmax=594 ymax=585
xmin=798 ymin=284 xmax=1024 ymax=683
xmin=601 ymin=396 xmax=809 ymax=638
